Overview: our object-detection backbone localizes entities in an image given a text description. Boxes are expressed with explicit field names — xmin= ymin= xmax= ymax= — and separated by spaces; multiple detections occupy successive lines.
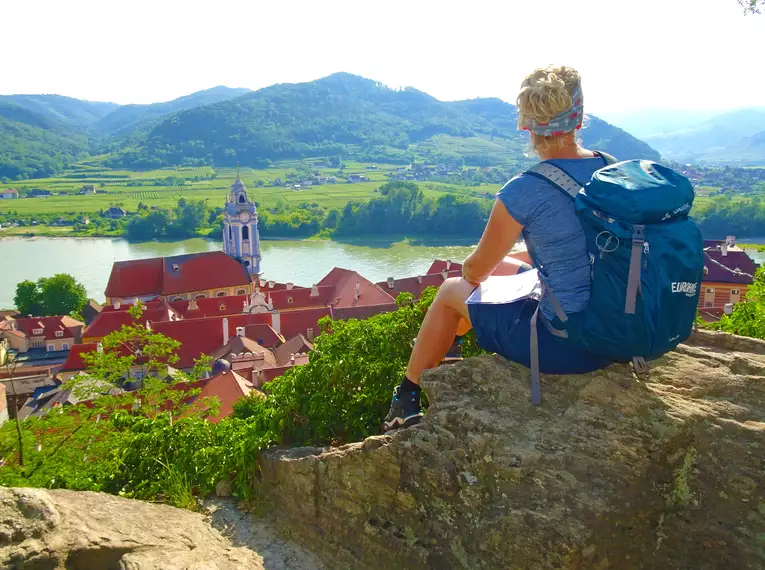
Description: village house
xmin=0 ymin=315 xmax=84 ymax=354
xmin=104 ymin=207 xmax=126 ymax=219
xmin=697 ymin=236 xmax=759 ymax=320
xmin=1 ymin=188 xmax=19 ymax=199
xmin=80 ymin=185 xmax=96 ymax=195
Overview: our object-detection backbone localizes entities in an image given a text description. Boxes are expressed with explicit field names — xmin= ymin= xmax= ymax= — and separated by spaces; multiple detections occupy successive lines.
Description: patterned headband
xmin=520 ymin=84 xmax=583 ymax=137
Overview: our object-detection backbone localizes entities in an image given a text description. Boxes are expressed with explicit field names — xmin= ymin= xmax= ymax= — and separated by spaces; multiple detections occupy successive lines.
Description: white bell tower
xmin=223 ymin=173 xmax=262 ymax=275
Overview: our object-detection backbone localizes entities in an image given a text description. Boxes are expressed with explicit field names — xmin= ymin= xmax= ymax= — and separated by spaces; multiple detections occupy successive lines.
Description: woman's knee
xmin=437 ymin=277 xmax=475 ymax=313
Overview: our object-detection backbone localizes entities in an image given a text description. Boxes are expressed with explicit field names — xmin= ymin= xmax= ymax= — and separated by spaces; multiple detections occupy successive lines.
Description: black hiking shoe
xmin=382 ymin=386 xmax=423 ymax=433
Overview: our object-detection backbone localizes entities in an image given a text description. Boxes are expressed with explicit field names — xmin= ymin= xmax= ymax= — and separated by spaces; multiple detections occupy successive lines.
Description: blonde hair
xmin=517 ymin=65 xmax=583 ymax=154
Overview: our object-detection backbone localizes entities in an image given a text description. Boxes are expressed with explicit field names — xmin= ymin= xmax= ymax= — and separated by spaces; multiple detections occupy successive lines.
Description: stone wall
xmin=258 ymin=330 xmax=765 ymax=569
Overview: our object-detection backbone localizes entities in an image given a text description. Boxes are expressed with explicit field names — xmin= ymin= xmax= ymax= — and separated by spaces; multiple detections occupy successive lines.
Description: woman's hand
xmin=462 ymin=200 xmax=524 ymax=283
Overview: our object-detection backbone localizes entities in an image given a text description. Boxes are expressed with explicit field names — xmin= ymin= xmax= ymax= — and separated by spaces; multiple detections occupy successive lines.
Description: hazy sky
xmin=2 ymin=0 xmax=762 ymax=114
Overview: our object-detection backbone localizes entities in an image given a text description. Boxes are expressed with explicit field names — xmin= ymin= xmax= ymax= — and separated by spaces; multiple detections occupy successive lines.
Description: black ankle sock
xmin=400 ymin=377 xmax=421 ymax=394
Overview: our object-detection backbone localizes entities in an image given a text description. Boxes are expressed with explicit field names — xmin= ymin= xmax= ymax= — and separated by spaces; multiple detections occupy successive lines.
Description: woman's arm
xmin=461 ymin=200 xmax=523 ymax=284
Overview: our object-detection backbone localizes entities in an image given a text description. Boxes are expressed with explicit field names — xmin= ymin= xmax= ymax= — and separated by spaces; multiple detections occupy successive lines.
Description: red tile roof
xmin=196 ymin=370 xmax=256 ymax=423
xmin=105 ymin=251 xmax=251 ymax=299
xmin=426 ymin=259 xmax=462 ymax=275
xmin=278 ymin=307 xmax=331 ymax=340
xmin=82 ymin=304 xmax=181 ymax=340
xmin=212 ymin=335 xmax=278 ymax=368
xmin=12 ymin=316 xmax=84 ymax=342
xmin=268 ymin=286 xmax=334 ymax=310
xmin=257 ymin=365 xmax=294 ymax=386
xmin=105 ymin=257 xmax=164 ymax=298
xmin=375 ymin=270 xmax=460 ymax=299
xmin=60 ymin=343 xmax=98 ymax=372
xmin=243 ymin=324 xmax=284 ymax=348
xmin=152 ymin=313 xmax=272 ymax=369
xmin=170 ymin=295 xmax=248 ymax=318
xmin=274 ymin=334 xmax=313 ymax=367
xmin=318 ymin=268 xmax=396 ymax=310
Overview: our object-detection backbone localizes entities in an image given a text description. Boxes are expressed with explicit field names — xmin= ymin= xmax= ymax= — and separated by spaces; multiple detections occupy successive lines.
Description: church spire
xmin=222 ymin=173 xmax=261 ymax=276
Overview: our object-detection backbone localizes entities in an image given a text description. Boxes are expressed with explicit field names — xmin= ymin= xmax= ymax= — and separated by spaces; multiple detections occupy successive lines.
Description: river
xmin=0 ymin=237 xmax=481 ymax=309
xmin=1 ymin=236 xmax=762 ymax=310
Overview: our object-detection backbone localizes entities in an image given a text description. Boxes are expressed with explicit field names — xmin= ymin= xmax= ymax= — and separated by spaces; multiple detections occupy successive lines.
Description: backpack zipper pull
xmin=643 ymin=241 xmax=650 ymax=268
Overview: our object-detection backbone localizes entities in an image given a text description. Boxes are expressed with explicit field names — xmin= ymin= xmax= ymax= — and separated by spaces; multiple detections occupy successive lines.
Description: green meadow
xmin=0 ymin=163 xmax=404 ymax=216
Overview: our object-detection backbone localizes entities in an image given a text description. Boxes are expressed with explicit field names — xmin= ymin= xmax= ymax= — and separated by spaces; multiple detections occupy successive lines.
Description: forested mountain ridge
xmin=0 ymin=103 xmax=89 ymax=179
xmin=92 ymin=85 xmax=252 ymax=135
xmin=0 ymin=94 xmax=118 ymax=128
xmin=1 ymin=73 xmax=661 ymax=179
xmin=107 ymin=73 xmax=661 ymax=169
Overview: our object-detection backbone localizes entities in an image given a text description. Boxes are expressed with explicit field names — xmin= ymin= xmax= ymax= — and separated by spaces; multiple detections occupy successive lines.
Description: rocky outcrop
xmin=0 ymin=487 xmax=323 ymax=569
xmin=259 ymin=330 xmax=765 ymax=570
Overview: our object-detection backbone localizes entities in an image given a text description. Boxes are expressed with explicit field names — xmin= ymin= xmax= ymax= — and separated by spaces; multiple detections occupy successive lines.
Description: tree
xmin=77 ymin=302 xmax=216 ymax=419
xmin=14 ymin=280 xmax=42 ymax=316
xmin=13 ymin=274 xmax=87 ymax=316
xmin=39 ymin=274 xmax=88 ymax=316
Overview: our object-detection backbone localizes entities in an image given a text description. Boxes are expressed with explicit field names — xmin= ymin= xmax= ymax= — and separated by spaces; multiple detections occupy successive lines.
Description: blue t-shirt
xmin=497 ymin=156 xmax=607 ymax=319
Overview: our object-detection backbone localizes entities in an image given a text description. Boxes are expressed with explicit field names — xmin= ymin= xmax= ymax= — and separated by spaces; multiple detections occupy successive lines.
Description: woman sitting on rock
xmin=383 ymin=65 xmax=613 ymax=432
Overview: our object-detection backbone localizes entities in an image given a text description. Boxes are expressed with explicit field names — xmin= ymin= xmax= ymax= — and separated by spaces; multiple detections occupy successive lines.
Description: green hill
xmin=0 ymin=103 xmax=89 ymax=180
xmin=93 ymin=86 xmax=252 ymax=135
xmin=107 ymin=73 xmax=660 ymax=169
xmin=0 ymin=74 xmax=661 ymax=179
xmin=0 ymin=94 xmax=118 ymax=128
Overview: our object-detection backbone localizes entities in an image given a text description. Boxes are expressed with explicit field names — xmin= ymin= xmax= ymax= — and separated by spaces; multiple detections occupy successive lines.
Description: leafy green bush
xmin=0 ymin=287 xmax=481 ymax=504
xmin=707 ymin=266 xmax=765 ymax=339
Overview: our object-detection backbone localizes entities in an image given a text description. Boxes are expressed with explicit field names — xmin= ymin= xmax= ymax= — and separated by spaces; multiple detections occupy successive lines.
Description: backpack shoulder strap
xmin=594 ymin=150 xmax=618 ymax=165
xmin=525 ymin=162 xmax=582 ymax=200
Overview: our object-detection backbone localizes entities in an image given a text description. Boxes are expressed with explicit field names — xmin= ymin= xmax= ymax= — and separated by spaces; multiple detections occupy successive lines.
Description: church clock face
xmin=239 ymin=211 xmax=250 ymax=223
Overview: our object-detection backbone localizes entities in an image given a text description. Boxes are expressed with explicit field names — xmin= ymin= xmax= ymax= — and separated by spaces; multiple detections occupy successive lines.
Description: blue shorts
xmin=467 ymin=298 xmax=612 ymax=374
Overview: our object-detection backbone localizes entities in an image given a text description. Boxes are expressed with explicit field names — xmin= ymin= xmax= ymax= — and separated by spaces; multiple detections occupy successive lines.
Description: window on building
xmin=31 ymin=340 xmax=44 ymax=349
xmin=33 ymin=329 xmax=43 ymax=335
xmin=731 ymin=289 xmax=740 ymax=295
xmin=216 ymin=291 xmax=227 ymax=297
xmin=171 ymin=296 xmax=184 ymax=302
xmin=55 ymin=331 xmax=63 ymax=338
xmin=195 ymin=294 xmax=207 ymax=300
xmin=706 ymin=288 xmax=715 ymax=293
xmin=229 ymin=226 xmax=233 ymax=240
xmin=47 ymin=345 xmax=54 ymax=352
xmin=62 ymin=343 xmax=69 ymax=351
xmin=238 ymin=195 xmax=246 ymax=203
xmin=236 ymin=289 xmax=247 ymax=295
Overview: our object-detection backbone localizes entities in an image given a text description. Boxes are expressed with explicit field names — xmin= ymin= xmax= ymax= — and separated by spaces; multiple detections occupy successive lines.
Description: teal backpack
xmin=525 ymin=153 xmax=704 ymax=404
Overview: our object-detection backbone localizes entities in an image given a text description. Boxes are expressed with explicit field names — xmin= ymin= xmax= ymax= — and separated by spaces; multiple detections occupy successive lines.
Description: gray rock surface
xmin=0 ymin=486 xmax=323 ymax=569
xmin=258 ymin=330 xmax=765 ymax=569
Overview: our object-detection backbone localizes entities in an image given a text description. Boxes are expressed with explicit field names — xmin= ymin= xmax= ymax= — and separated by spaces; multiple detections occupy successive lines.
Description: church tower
xmin=223 ymin=175 xmax=261 ymax=275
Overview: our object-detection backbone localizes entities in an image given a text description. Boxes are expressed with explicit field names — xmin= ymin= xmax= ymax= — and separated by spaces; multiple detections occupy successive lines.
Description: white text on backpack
xmin=671 ymin=281 xmax=698 ymax=297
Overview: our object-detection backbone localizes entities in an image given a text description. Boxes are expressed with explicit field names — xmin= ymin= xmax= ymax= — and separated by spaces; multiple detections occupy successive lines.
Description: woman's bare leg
xmin=405 ymin=257 xmax=531 ymax=383
xmin=405 ymin=277 xmax=476 ymax=383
